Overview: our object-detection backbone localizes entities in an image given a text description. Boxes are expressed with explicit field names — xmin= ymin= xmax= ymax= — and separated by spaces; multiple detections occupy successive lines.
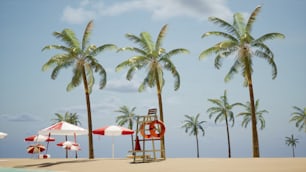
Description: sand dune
xmin=0 ymin=158 xmax=305 ymax=172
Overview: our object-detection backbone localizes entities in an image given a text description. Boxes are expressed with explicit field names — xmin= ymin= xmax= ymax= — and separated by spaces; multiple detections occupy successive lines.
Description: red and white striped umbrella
xmin=27 ymin=144 xmax=46 ymax=154
xmin=24 ymin=135 xmax=55 ymax=142
xmin=93 ymin=125 xmax=134 ymax=158
xmin=57 ymin=141 xmax=80 ymax=150
xmin=39 ymin=121 xmax=88 ymax=136
xmin=92 ymin=125 xmax=134 ymax=136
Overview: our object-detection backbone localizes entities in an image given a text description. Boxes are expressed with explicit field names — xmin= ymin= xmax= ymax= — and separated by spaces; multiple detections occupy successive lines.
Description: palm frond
xmin=225 ymin=60 xmax=240 ymax=82
xmin=208 ymin=17 xmax=238 ymax=37
xmin=255 ymin=33 xmax=285 ymax=43
xmin=41 ymin=45 xmax=71 ymax=52
xmin=82 ymin=20 xmax=94 ymax=50
xmin=155 ymin=24 xmax=168 ymax=51
xmin=66 ymin=63 xmax=83 ymax=92
xmin=246 ymin=5 xmax=262 ymax=33
xmin=140 ymin=32 xmax=154 ymax=53
xmin=233 ymin=13 xmax=246 ymax=37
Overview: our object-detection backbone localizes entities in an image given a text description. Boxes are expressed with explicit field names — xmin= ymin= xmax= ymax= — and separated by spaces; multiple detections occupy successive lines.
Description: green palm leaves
xmin=285 ymin=134 xmax=299 ymax=157
xmin=290 ymin=106 xmax=306 ymax=132
xmin=42 ymin=20 xmax=117 ymax=93
xmin=42 ymin=20 xmax=117 ymax=159
xmin=200 ymin=6 xmax=285 ymax=83
xmin=116 ymin=24 xmax=189 ymax=92
xmin=199 ymin=5 xmax=284 ymax=157
xmin=181 ymin=113 xmax=206 ymax=158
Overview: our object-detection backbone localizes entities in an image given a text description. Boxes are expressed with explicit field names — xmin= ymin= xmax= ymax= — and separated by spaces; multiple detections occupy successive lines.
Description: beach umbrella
xmin=93 ymin=125 xmax=134 ymax=158
xmin=38 ymin=121 xmax=87 ymax=158
xmin=27 ymin=144 xmax=46 ymax=158
xmin=24 ymin=134 xmax=55 ymax=142
xmin=38 ymin=121 xmax=88 ymax=136
xmin=57 ymin=141 xmax=80 ymax=150
xmin=0 ymin=132 xmax=8 ymax=139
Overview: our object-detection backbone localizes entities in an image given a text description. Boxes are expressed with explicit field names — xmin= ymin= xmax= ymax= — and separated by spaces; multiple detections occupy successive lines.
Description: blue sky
xmin=0 ymin=0 xmax=305 ymax=158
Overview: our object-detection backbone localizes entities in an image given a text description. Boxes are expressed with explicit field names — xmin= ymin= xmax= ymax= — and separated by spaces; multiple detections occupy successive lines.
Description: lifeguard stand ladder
xmin=130 ymin=108 xmax=165 ymax=163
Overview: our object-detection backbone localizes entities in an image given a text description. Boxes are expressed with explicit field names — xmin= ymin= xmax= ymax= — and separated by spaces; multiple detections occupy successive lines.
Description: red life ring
xmin=139 ymin=122 xmax=152 ymax=139
xmin=149 ymin=120 xmax=165 ymax=138
xmin=139 ymin=120 xmax=166 ymax=139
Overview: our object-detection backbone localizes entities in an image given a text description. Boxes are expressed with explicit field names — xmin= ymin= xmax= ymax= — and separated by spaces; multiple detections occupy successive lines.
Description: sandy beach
xmin=0 ymin=158 xmax=305 ymax=172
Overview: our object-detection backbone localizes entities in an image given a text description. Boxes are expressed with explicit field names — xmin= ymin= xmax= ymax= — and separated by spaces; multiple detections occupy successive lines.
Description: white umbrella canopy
xmin=0 ymin=132 xmax=8 ymax=139
xmin=93 ymin=125 xmax=134 ymax=158
xmin=38 ymin=121 xmax=88 ymax=136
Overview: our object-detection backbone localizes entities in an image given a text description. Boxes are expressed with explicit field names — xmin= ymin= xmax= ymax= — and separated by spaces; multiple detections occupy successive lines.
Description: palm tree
xmin=237 ymin=99 xmax=268 ymax=130
xmin=285 ymin=134 xmax=299 ymax=157
xmin=290 ymin=106 xmax=306 ymax=132
xmin=52 ymin=112 xmax=81 ymax=158
xmin=52 ymin=112 xmax=81 ymax=125
xmin=116 ymin=24 xmax=189 ymax=158
xmin=207 ymin=90 xmax=242 ymax=158
xmin=42 ymin=20 xmax=117 ymax=159
xmin=199 ymin=6 xmax=285 ymax=157
xmin=181 ymin=113 xmax=206 ymax=158
xmin=114 ymin=105 xmax=137 ymax=151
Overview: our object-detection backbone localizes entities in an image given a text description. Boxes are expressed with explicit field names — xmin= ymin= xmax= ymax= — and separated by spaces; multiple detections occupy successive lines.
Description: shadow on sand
xmin=14 ymin=159 xmax=94 ymax=169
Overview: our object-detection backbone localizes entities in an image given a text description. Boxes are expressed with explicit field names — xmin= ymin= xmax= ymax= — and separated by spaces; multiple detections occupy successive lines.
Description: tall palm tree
xmin=199 ymin=6 xmax=285 ymax=157
xmin=114 ymin=105 xmax=137 ymax=151
xmin=290 ymin=106 xmax=306 ymax=132
xmin=181 ymin=113 xmax=206 ymax=158
xmin=237 ymin=99 xmax=268 ymax=130
xmin=52 ymin=112 xmax=81 ymax=158
xmin=207 ymin=90 xmax=242 ymax=158
xmin=116 ymin=24 xmax=189 ymax=158
xmin=42 ymin=20 xmax=117 ymax=159
xmin=285 ymin=134 xmax=299 ymax=157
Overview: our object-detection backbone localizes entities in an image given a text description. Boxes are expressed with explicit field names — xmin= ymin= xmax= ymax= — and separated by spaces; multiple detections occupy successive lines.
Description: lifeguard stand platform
xmin=129 ymin=108 xmax=166 ymax=163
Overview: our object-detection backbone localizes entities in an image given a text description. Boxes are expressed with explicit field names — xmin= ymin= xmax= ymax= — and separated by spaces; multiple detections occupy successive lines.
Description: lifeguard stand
xmin=130 ymin=108 xmax=165 ymax=163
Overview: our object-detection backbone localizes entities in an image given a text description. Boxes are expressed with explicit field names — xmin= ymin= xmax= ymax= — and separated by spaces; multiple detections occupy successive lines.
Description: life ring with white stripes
xmin=139 ymin=120 xmax=165 ymax=138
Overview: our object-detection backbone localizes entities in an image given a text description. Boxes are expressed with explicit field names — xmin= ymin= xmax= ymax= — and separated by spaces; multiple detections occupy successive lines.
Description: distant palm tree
xmin=52 ymin=112 xmax=81 ymax=158
xmin=285 ymin=134 xmax=299 ymax=157
xmin=52 ymin=112 xmax=81 ymax=125
xmin=290 ymin=106 xmax=306 ymax=132
xmin=199 ymin=6 xmax=285 ymax=157
xmin=207 ymin=90 xmax=242 ymax=158
xmin=116 ymin=24 xmax=189 ymax=158
xmin=181 ymin=113 xmax=206 ymax=158
xmin=114 ymin=105 xmax=137 ymax=151
xmin=42 ymin=20 xmax=117 ymax=159
xmin=237 ymin=99 xmax=268 ymax=130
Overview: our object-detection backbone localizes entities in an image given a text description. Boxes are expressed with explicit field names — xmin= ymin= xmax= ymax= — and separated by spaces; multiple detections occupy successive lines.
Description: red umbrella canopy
xmin=27 ymin=144 xmax=46 ymax=154
xmin=24 ymin=135 xmax=55 ymax=142
xmin=39 ymin=121 xmax=88 ymax=136
xmin=93 ymin=125 xmax=134 ymax=136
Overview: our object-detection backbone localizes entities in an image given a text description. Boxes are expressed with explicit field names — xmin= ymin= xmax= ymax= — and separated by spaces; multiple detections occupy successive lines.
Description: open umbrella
xmin=27 ymin=144 xmax=46 ymax=158
xmin=38 ymin=121 xmax=87 ymax=158
xmin=38 ymin=121 xmax=88 ymax=136
xmin=0 ymin=132 xmax=8 ymax=139
xmin=57 ymin=141 xmax=80 ymax=150
xmin=25 ymin=134 xmax=55 ymax=142
xmin=93 ymin=125 xmax=134 ymax=158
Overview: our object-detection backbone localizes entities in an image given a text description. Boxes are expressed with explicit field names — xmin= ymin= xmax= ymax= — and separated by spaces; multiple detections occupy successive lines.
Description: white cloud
xmin=61 ymin=0 xmax=233 ymax=24
xmin=105 ymin=78 xmax=139 ymax=93
xmin=61 ymin=6 xmax=96 ymax=24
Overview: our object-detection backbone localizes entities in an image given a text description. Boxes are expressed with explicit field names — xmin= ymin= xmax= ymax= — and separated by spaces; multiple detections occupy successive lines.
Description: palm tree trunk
xmin=292 ymin=147 xmax=295 ymax=158
xmin=224 ymin=115 xmax=231 ymax=158
xmin=196 ymin=134 xmax=200 ymax=158
xmin=155 ymin=71 xmax=166 ymax=159
xmin=82 ymin=66 xmax=94 ymax=159
xmin=247 ymin=74 xmax=260 ymax=157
